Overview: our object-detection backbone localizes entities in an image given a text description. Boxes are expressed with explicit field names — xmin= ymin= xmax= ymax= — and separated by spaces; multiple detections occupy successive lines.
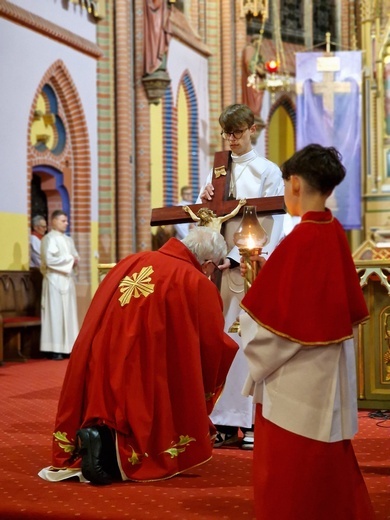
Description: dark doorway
xmin=31 ymin=174 xmax=48 ymax=225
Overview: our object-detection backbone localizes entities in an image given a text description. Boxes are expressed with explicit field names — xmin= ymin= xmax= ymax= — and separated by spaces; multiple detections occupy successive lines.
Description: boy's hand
xmin=200 ymin=183 xmax=214 ymax=203
xmin=240 ymin=255 xmax=266 ymax=277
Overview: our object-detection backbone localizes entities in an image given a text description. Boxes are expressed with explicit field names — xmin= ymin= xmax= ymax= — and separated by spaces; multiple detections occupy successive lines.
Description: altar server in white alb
xmin=40 ymin=210 xmax=79 ymax=360
xmin=198 ymin=103 xmax=285 ymax=449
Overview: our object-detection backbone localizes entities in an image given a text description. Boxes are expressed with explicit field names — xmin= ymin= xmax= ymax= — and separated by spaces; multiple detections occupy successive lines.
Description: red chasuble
xmin=241 ymin=209 xmax=369 ymax=344
xmin=51 ymin=238 xmax=238 ymax=481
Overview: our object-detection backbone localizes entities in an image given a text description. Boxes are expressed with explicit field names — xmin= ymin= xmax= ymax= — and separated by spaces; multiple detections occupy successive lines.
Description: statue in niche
xmin=143 ymin=0 xmax=172 ymax=76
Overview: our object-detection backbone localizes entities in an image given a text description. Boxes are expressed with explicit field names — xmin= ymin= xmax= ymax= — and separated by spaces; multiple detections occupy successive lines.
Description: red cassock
xmin=241 ymin=210 xmax=375 ymax=520
xmin=51 ymin=238 xmax=238 ymax=481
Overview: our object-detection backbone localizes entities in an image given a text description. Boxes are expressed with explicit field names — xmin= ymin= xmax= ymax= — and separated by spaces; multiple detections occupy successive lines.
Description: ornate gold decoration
xmin=353 ymin=239 xmax=390 ymax=295
xmin=163 ymin=435 xmax=196 ymax=458
xmin=214 ymin=166 xmax=227 ymax=178
xmin=128 ymin=446 xmax=148 ymax=466
xmin=118 ymin=266 xmax=154 ymax=306
xmin=69 ymin=0 xmax=105 ymax=19
xmin=356 ymin=266 xmax=390 ymax=294
xmin=240 ymin=0 xmax=268 ymax=17
xmin=53 ymin=431 xmax=75 ymax=454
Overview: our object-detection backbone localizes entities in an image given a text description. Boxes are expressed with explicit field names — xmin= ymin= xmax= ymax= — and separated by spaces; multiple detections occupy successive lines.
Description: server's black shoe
xmin=76 ymin=427 xmax=114 ymax=485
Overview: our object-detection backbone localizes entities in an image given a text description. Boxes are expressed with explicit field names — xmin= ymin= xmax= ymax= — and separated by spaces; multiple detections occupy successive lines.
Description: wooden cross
xmin=150 ymin=151 xmax=285 ymax=227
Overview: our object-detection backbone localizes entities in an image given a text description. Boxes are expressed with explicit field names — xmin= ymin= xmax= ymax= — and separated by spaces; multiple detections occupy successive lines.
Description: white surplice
xmin=40 ymin=230 xmax=79 ymax=354
xmin=240 ymin=313 xmax=359 ymax=441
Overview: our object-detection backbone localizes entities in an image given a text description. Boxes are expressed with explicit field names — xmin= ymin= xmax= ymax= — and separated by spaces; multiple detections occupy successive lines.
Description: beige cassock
xmin=240 ymin=312 xmax=359 ymax=441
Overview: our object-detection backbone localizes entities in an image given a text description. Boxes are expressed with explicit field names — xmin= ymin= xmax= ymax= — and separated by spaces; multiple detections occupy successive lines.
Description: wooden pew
xmin=0 ymin=270 xmax=42 ymax=365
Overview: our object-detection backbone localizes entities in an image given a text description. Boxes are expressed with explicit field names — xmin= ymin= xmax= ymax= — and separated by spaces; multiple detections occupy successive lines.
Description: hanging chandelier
xmin=244 ymin=0 xmax=291 ymax=98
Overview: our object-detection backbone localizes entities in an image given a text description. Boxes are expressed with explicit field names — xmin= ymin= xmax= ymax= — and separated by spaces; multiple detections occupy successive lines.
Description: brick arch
xmin=160 ymin=72 xmax=200 ymax=207
xmin=162 ymin=85 xmax=178 ymax=206
xmin=27 ymin=59 xmax=91 ymax=284
xmin=179 ymin=71 xmax=200 ymax=196
xmin=265 ymin=94 xmax=297 ymax=154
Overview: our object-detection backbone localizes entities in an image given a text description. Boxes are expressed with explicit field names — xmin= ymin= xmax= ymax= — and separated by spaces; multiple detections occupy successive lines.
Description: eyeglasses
xmin=220 ymin=128 xmax=248 ymax=140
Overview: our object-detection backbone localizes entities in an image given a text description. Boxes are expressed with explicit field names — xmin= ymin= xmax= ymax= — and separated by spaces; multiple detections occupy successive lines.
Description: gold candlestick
xmin=228 ymin=206 xmax=268 ymax=334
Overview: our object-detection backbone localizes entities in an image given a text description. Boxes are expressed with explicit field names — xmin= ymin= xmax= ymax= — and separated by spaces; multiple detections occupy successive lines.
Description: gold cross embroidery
xmin=118 ymin=266 xmax=154 ymax=306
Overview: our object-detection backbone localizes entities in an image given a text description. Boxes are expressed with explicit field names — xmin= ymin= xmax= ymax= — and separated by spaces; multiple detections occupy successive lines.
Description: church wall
xmin=8 ymin=0 xmax=97 ymax=41
xmin=0 ymin=16 xmax=99 ymax=265
xmin=177 ymin=87 xmax=190 ymax=194
xmin=0 ymin=3 xmax=100 ymax=323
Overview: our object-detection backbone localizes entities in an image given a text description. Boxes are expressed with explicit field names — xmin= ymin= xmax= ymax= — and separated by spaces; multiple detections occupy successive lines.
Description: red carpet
xmin=0 ymin=359 xmax=389 ymax=519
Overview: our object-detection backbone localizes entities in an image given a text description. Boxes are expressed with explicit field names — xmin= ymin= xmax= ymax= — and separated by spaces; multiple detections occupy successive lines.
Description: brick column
xmin=97 ymin=2 xmax=117 ymax=263
xmin=134 ymin=0 xmax=152 ymax=251
xmin=115 ymin=0 xmax=134 ymax=258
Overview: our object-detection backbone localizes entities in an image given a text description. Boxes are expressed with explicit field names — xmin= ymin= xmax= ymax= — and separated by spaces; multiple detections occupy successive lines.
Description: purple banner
xmin=296 ymin=51 xmax=362 ymax=230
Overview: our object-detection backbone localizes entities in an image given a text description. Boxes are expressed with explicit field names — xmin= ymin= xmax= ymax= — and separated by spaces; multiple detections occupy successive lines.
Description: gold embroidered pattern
xmin=118 ymin=266 xmax=154 ymax=306
xmin=214 ymin=165 xmax=227 ymax=178
xmin=53 ymin=431 xmax=75 ymax=454
xmin=163 ymin=435 xmax=196 ymax=458
xmin=128 ymin=446 xmax=149 ymax=466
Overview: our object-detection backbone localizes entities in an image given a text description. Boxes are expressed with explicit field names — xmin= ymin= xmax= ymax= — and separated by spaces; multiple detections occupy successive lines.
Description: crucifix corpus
xmin=150 ymin=151 xmax=285 ymax=229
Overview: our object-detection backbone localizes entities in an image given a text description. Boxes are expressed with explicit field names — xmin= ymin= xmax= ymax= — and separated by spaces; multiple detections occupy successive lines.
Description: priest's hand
xmin=200 ymin=183 xmax=214 ymax=203
xmin=240 ymin=255 xmax=266 ymax=277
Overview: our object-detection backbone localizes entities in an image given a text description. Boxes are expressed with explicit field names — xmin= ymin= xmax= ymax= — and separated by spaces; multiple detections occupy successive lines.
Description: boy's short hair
xmin=219 ymin=104 xmax=254 ymax=132
xmin=281 ymin=144 xmax=346 ymax=195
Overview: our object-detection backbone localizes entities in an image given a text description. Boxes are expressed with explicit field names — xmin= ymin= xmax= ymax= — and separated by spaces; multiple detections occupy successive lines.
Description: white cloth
xmin=30 ymin=234 xmax=42 ymax=268
xmin=198 ymin=149 xmax=286 ymax=428
xmin=40 ymin=230 xmax=80 ymax=354
xmin=38 ymin=467 xmax=87 ymax=482
xmin=240 ymin=313 xmax=359 ymax=442
xmin=174 ymin=199 xmax=193 ymax=239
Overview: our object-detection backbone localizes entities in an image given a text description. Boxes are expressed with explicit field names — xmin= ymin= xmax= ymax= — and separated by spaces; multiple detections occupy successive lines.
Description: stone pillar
xmin=115 ymin=0 xmax=135 ymax=258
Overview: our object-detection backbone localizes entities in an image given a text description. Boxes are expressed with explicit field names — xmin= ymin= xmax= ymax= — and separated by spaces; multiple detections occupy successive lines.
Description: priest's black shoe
xmin=76 ymin=427 xmax=115 ymax=485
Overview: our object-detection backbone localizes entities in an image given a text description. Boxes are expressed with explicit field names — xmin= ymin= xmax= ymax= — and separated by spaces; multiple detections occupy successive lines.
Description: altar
xmin=353 ymin=238 xmax=390 ymax=409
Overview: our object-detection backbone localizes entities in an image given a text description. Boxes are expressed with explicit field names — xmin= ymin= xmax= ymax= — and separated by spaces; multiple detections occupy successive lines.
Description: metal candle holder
xmin=228 ymin=206 xmax=268 ymax=334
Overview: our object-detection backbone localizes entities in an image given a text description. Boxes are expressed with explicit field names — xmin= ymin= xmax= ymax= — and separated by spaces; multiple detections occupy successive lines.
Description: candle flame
xmin=247 ymin=236 xmax=255 ymax=249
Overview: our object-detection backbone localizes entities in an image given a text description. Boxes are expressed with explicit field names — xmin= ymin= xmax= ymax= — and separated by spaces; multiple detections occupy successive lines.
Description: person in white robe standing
xmin=40 ymin=210 xmax=79 ymax=360
xmin=198 ymin=104 xmax=285 ymax=449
